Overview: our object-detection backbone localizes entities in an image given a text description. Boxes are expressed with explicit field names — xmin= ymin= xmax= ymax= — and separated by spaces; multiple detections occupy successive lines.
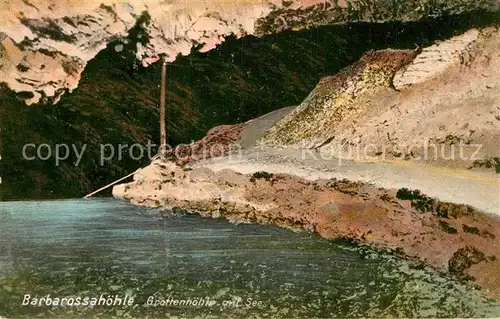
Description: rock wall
xmin=261 ymin=27 xmax=500 ymax=167
xmin=7 ymin=16 xmax=495 ymax=201
xmin=262 ymin=49 xmax=419 ymax=147
xmin=393 ymin=29 xmax=480 ymax=89
xmin=113 ymin=160 xmax=500 ymax=300
xmin=1 ymin=0 xmax=498 ymax=104
xmin=0 ymin=0 xmax=275 ymax=104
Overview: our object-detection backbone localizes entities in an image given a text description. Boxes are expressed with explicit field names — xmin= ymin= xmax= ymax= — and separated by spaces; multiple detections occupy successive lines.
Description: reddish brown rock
xmin=165 ymin=123 xmax=245 ymax=165
xmin=113 ymin=161 xmax=500 ymax=301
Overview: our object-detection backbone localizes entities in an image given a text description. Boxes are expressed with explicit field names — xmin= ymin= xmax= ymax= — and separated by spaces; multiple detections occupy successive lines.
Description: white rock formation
xmin=0 ymin=0 xmax=283 ymax=103
xmin=1 ymin=0 xmax=497 ymax=104
xmin=262 ymin=27 xmax=500 ymax=163
xmin=393 ymin=29 xmax=480 ymax=90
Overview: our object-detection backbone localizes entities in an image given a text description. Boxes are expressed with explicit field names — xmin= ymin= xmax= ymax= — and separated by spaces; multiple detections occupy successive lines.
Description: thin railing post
xmin=160 ymin=57 xmax=167 ymax=160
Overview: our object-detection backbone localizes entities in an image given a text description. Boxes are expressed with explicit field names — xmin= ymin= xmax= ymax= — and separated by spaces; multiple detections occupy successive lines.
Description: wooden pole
xmin=83 ymin=171 xmax=136 ymax=199
xmin=160 ymin=57 xmax=167 ymax=160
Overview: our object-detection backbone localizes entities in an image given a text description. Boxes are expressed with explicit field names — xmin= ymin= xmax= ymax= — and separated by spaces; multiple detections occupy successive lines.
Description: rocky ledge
xmin=262 ymin=27 xmax=500 ymax=170
xmin=113 ymin=160 xmax=500 ymax=301
xmin=113 ymin=26 xmax=500 ymax=301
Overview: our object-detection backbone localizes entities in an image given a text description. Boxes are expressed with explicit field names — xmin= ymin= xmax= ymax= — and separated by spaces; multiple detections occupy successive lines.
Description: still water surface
xmin=1 ymin=199 xmax=499 ymax=318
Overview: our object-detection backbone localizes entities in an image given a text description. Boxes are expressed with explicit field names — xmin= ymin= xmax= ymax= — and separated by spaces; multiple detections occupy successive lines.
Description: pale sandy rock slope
xmin=262 ymin=27 xmax=500 ymax=169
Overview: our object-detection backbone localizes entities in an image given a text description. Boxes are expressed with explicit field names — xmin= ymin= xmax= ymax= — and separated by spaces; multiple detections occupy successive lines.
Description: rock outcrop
xmin=113 ymin=160 xmax=500 ymax=300
xmin=262 ymin=49 xmax=419 ymax=147
xmin=1 ymin=0 xmax=498 ymax=103
xmin=8 ymin=16 xmax=495 ymax=201
xmin=262 ymin=27 xmax=500 ymax=169
xmin=1 ymin=0 xmax=274 ymax=104
xmin=393 ymin=29 xmax=480 ymax=90
xmin=165 ymin=123 xmax=246 ymax=166
xmin=111 ymin=25 xmax=500 ymax=301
